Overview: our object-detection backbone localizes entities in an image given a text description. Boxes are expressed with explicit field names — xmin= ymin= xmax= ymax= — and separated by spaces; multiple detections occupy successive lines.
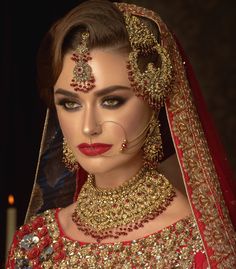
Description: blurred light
xmin=8 ymin=195 xmax=14 ymax=206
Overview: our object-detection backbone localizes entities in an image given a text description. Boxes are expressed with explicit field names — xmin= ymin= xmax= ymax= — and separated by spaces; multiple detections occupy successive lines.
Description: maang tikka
xmin=70 ymin=32 xmax=95 ymax=92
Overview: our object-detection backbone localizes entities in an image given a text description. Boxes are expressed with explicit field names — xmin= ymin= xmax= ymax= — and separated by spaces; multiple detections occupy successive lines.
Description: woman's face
xmin=54 ymin=49 xmax=152 ymax=174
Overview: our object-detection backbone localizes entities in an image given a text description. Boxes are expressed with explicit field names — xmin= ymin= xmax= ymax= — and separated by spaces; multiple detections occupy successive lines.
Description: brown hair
xmin=37 ymin=0 xmax=160 ymax=107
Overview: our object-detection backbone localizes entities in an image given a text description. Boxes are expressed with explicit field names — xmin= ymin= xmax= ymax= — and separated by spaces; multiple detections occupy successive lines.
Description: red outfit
xmin=7 ymin=209 xmax=208 ymax=268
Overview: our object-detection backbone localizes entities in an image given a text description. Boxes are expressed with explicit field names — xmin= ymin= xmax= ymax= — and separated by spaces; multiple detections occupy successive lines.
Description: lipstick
xmin=77 ymin=143 xmax=113 ymax=156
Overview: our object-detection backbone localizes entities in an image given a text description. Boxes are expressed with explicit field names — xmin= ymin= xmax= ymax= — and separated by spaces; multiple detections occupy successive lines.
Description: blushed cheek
xmin=57 ymin=111 xmax=79 ymax=144
xmin=119 ymin=101 xmax=152 ymax=141
xmin=125 ymin=117 xmax=147 ymax=141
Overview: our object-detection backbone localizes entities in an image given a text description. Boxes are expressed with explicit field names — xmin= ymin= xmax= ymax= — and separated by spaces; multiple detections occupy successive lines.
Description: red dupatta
xmin=164 ymin=31 xmax=236 ymax=268
xmin=177 ymin=40 xmax=236 ymax=227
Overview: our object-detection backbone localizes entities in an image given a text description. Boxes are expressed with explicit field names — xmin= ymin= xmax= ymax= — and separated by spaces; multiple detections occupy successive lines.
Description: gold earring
xmin=120 ymin=139 xmax=128 ymax=152
xmin=62 ymin=138 xmax=79 ymax=172
xmin=143 ymin=115 xmax=163 ymax=166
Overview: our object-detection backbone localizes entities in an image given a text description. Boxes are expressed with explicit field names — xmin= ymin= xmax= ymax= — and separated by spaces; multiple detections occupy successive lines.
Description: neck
xmin=93 ymin=153 xmax=144 ymax=189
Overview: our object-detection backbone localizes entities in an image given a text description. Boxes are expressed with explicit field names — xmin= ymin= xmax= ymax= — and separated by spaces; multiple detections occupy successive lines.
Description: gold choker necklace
xmin=72 ymin=167 xmax=176 ymax=242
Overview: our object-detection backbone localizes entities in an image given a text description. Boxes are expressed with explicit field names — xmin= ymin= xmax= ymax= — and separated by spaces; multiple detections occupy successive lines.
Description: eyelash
xmin=101 ymin=96 xmax=126 ymax=109
xmin=56 ymin=99 xmax=81 ymax=111
xmin=56 ymin=96 xmax=126 ymax=111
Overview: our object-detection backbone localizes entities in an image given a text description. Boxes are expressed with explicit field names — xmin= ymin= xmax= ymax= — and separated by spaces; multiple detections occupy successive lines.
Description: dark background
xmin=1 ymin=1 xmax=82 ymax=266
xmin=1 ymin=0 xmax=236 ymax=266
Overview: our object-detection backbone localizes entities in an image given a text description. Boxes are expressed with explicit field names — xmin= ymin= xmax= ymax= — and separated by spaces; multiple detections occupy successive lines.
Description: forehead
xmin=54 ymin=49 xmax=130 ymax=92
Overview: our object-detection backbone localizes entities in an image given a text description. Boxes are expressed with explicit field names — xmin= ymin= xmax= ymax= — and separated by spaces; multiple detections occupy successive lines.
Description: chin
xmin=78 ymin=157 xmax=114 ymax=174
xmin=77 ymin=154 xmax=129 ymax=175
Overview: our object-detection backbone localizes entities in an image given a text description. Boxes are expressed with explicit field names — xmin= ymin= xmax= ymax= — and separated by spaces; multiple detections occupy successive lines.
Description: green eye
xmin=64 ymin=102 xmax=80 ymax=109
xmin=103 ymin=99 xmax=119 ymax=106
xmin=101 ymin=96 xmax=126 ymax=109
xmin=56 ymin=98 xmax=82 ymax=111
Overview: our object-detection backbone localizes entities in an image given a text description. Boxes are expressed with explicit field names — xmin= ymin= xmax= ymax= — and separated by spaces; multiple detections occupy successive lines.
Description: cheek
xmin=57 ymin=110 xmax=79 ymax=142
xmin=117 ymin=101 xmax=151 ymax=140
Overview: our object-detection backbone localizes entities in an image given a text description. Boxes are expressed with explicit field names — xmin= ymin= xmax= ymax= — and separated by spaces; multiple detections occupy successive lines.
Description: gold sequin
xmin=115 ymin=3 xmax=236 ymax=267
xmin=10 ymin=209 xmax=205 ymax=268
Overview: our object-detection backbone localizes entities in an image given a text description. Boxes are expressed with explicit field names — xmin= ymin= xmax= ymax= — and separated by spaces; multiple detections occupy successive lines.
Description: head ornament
xmin=118 ymin=7 xmax=173 ymax=110
xmin=70 ymin=32 xmax=95 ymax=92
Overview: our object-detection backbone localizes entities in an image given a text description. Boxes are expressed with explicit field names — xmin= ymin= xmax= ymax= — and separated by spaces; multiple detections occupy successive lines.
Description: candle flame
xmin=8 ymin=194 xmax=15 ymax=205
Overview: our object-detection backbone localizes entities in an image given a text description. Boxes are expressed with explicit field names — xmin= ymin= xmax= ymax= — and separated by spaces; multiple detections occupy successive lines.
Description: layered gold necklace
xmin=72 ymin=166 xmax=176 ymax=242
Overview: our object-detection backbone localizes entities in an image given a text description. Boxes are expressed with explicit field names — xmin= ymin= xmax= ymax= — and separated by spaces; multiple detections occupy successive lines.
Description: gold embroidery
xmin=11 ymin=210 xmax=204 ymax=268
xmin=165 ymin=19 xmax=236 ymax=269
xmin=116 ymin=3 xmax=236 ymax=268
xmin=168 ymin=46 xmax=236 ymax=268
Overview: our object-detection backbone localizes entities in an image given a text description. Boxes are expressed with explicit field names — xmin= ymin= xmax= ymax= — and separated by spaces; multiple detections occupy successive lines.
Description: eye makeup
xmin=56 ymin=98 xmax=82 ymax=111
xmin=100 ymin=96 xmax=127 ymax=109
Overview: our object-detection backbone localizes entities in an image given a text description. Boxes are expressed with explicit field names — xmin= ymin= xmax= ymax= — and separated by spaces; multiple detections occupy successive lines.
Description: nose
xmin=82 ymin=107 xmax=102 ymax=136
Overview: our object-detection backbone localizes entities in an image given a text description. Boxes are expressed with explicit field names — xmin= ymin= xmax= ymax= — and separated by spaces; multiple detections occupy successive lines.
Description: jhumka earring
xmin=62 ymin=138 xmax=79 ymax=172
xmin=143 ymin=114 xmax=163 ymax=166
xmin=70 ymin=32 xmax=95 ymax=92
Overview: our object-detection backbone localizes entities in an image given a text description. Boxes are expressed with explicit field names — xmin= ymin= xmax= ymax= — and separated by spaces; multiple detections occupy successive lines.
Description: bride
xmin=6 ymin=1 xmax=236 ymax=268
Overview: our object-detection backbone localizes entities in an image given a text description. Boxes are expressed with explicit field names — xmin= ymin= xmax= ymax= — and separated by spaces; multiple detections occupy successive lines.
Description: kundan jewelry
xmin=143 ymin=113 xmax=163 ymax=166
xmin=62 ymin=138 xmax=79 ymax=172
xmin=123 ymin=13 xmax=172 ymax=111
xmin=72 ymin=166 xmax=176 ymax=242
xmin=70 ymin=32 xmax=96 ymax=92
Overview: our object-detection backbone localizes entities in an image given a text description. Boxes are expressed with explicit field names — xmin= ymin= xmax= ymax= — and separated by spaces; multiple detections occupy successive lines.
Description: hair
xmin=36 ymin=0 xmax=160 ymax=107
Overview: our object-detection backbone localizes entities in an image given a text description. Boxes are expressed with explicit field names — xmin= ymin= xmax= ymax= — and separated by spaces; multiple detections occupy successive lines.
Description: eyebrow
xmin=54 ymin=85 xmax=130 ymax=98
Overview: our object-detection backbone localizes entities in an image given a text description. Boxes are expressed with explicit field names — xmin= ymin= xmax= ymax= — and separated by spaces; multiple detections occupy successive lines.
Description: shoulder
xmin=16 ymin=208 xmax=58 ymax=240
xmin=6 ymin=208 xmax=61 ymax=269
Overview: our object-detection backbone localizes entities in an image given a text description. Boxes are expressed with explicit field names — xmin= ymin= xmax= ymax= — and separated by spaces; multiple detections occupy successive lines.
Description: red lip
xmin=77 ymin=143 xmax=113 ymax=156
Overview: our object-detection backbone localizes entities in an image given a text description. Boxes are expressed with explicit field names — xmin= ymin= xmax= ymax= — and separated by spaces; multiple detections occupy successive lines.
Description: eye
xmin=64 ymin=102 xmax=80 ymax=109
xmin=101 ymin=96 xmax=126 ymax=109
xmin=56 ymin=99 xmax=82 ymax=111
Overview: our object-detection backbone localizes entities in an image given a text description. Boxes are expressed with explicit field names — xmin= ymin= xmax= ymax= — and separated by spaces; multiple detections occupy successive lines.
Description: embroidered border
xmin=165 ymin=28 xmax=236 ymax=269
xmin=116 ymin=3 xmax=236 ymax=268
